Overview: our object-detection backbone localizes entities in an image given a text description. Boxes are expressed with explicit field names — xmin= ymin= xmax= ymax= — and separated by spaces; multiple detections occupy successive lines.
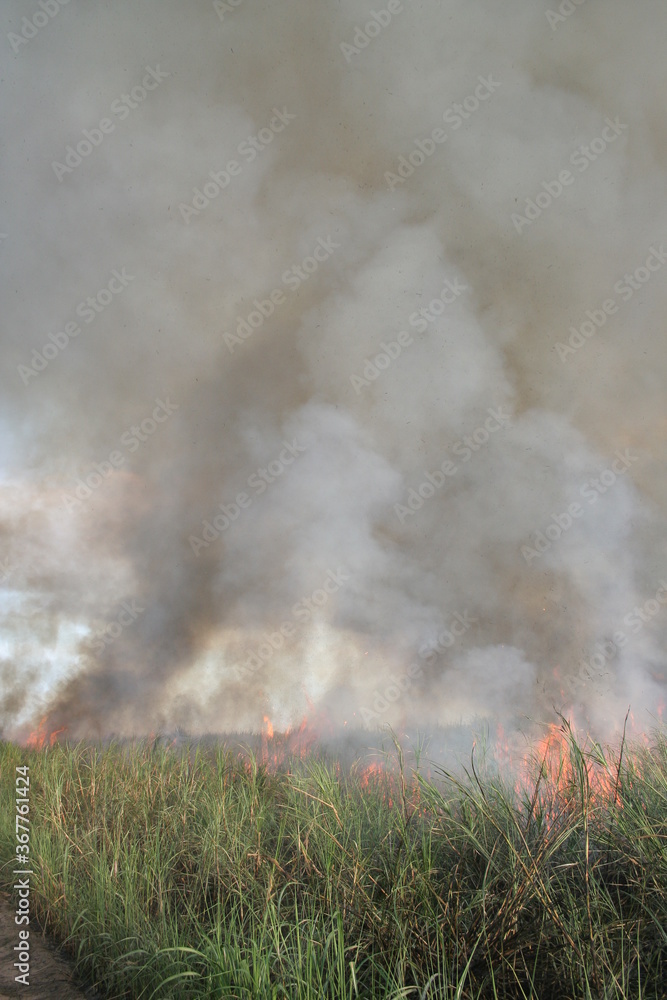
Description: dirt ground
xmin=0 ymin=892 xmax=98 ymax=1000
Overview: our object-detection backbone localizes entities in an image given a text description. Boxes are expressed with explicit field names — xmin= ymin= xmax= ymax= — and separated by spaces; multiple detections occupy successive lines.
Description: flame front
xmin=509 ymin=721 xmax=628 ymax=826
xmin=25 ymin=717 xmax=67 ymax=749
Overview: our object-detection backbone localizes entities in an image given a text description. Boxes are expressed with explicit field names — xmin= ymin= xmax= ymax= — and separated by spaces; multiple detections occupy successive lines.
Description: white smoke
xmin=1 ymin=0 xmax=666 ymax=740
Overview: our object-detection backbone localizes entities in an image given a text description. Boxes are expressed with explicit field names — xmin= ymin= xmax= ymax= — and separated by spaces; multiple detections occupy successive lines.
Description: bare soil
xmin=0 ymin=893 xmax=97 ymax=1000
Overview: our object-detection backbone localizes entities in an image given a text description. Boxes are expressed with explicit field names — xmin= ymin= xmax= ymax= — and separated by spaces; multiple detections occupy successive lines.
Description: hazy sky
xmin=1 ymin=0 xmax=666 ymax=741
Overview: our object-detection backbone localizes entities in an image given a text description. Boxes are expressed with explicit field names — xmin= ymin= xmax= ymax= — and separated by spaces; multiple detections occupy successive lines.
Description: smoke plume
xmin=1 ymin=0 xmax=666 ymax=741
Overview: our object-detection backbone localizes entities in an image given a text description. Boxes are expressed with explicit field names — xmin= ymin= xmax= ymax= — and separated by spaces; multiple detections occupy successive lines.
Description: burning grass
xmin=1 ymin=723 xmax=666 ymax=999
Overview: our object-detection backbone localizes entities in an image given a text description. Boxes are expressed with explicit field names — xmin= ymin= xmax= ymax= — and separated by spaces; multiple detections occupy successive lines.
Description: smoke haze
xmin=1 ymin=0 xmax=666 ymax=741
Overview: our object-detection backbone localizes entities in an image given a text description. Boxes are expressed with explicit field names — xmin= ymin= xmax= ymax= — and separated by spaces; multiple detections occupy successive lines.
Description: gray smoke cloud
xmin=1 ymin=0 xmax=666 ymax=741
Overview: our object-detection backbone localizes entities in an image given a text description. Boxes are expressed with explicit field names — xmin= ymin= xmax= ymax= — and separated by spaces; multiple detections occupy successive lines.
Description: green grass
xmin=1 ymin=722 xmax=666 ymax=999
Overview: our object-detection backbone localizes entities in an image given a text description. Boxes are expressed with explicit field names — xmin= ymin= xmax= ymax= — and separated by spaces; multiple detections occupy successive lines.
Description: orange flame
xmin=25 ymin=716 xmax=67 ymax=749
xmin=509 ymin=721 xmax=626 ymax=824
xmin=25 ymin=716 xmax=49 ymax=749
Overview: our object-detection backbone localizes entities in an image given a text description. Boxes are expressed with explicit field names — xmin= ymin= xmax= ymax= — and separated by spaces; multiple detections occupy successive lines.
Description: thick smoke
xmin=1 ymin=0 xmax=666 ymax=741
